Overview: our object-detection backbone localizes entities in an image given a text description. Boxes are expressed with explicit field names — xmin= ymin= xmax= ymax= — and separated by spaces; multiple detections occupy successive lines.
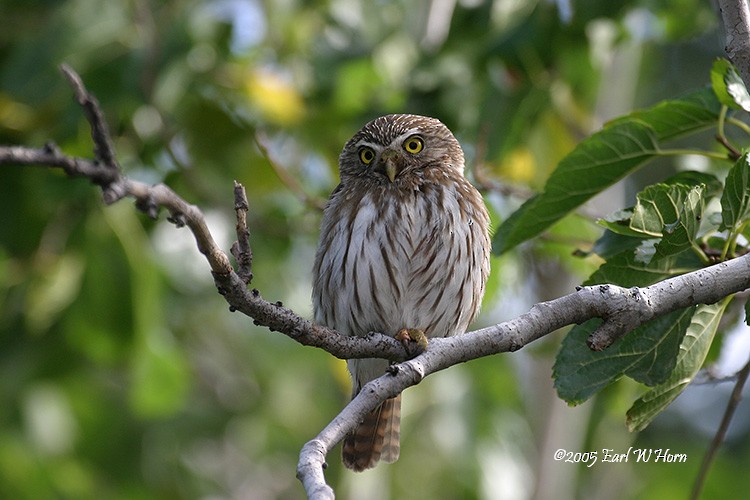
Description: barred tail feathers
xmin=342 ymin=394 xmax=401 ymax=471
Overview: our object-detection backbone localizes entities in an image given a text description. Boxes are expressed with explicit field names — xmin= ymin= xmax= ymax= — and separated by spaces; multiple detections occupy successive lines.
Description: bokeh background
xmin=1 ymin=0 xmax=749 ymax=498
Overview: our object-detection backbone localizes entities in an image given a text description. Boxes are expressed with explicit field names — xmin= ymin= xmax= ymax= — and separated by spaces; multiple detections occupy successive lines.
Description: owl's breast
xmin=312 ymin=179 xmax=488 ymax=340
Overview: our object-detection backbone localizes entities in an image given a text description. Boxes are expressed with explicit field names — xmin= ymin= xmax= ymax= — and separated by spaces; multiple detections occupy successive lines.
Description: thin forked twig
xmin=254 ymin=132 xmax=327 ymax=211
xmin=60 ymin=63 xmax=120 ymax=170
xmin=232 ymin=181 xmax=254 ymax=284
xmin=3 ymin=65 xmax=407 ymax=363
xmin=691 ymin=355 xmax=750 ymax=500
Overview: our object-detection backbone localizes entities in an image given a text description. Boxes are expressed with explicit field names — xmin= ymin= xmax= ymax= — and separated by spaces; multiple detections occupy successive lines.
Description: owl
xmin=312 ymin=114 xmax=490 ymax=471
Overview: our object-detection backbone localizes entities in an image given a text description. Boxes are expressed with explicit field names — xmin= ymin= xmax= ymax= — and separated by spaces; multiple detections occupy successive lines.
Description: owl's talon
xmin=396 ymin=328 xmax=428 ymax=357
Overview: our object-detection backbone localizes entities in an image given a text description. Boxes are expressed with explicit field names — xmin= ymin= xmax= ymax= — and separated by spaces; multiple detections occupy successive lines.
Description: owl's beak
xmin=379 ymin=149 xmax=398 ymax=182
xmin=384 ymin=162 xmax=397 ymax=183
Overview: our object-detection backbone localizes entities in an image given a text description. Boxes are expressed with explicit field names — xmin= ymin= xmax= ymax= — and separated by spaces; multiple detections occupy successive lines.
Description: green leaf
xmin=626 ymin=309 xmax=696 ymax=386
xmin=597 ymin=209 xmax=652 ymax=238
xmin=613 ymin=87 xmax=725 ymax=141
xmin=626 ymin=302 xmax=726 ymax=431
xmin=554 ymin=246 xmax=692 ymax=404
xmin=597 ymin=172 xmax=717 ymax=242
xmin=711 ymin=58 xmax=750 ymax=112
xmin=630 ymin=183 xmax=692 ymax=237
xmin=662 ymin=170 xmax=723 ymax=198
xmin=653 ymin=185 xmax=705 ymax=260
xmin=585 ymin=250 xmax=676 ymax=287
xmin=554 ymin=308 xmax=695 ymax=405
xmin=720 ymin=152 xmax=750 ymax=231
xmin=492 ymin=121 xmax=659 ymax=254
xmin=598 ymin=219 xmax=646 ymax=238
xmin=597 ymin=171 xmax=718 ymax=241
xmin=493 ymin=88 xmax=722 ymax=254
xmin=591 ymin=230 xmax=644 ymax=259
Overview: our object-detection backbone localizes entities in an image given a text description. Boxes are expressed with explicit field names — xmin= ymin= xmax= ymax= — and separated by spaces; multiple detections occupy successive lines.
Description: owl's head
xmin=339 ymin=114 xmax=465 ymax=183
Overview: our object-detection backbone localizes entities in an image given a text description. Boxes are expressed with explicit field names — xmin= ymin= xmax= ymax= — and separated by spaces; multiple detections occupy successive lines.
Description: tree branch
xmin=719 ymin=0 xmax=750 ymax=87
xmin=4 ymin=65 xmax=750 ymax=499
xmin=0 ymin=64 xmax=408 ymax=363
xmin=297 ymin=258 xmax=750 ymax=496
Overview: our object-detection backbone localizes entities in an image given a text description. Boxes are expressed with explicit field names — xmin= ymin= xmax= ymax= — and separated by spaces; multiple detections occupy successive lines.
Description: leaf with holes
xmin=653 ymin=185 xmax=705 ymax=260
xmin=630 ymin=184 xmax=693 ymax=238
xmin=596 ymin=172 xmax=718 ymax=243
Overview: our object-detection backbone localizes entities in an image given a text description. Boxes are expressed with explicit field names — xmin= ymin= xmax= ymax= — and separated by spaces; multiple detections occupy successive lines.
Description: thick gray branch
xmin=720 ymin=0 xmax=750 ymax=86
xmin=297 ymin=256 xmax=750 ymax=497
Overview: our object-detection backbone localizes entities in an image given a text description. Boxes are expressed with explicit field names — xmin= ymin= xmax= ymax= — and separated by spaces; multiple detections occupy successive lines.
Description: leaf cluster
xmin=496 ymin=59 xmax=750 ymax=429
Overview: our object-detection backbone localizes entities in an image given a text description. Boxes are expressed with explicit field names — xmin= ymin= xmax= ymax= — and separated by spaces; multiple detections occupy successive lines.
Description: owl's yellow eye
xmin=359 ymin=147 xmax=375 ymax=165
xmin=403 ymin=136 xmax=424 ymax=154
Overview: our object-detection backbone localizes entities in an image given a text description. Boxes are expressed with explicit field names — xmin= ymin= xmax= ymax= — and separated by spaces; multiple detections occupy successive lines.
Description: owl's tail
xmin=342 ymin=394 xmax=401 ymax=471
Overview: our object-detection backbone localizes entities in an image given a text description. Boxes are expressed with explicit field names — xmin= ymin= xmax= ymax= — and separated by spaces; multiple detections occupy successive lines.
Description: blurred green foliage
xmin=1 ymin=0 xmax=749 ymax=499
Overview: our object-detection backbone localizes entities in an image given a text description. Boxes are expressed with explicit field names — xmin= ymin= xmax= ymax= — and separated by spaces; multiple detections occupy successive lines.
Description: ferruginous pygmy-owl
xmin=312 ymin=114 xmax=490 ymax=472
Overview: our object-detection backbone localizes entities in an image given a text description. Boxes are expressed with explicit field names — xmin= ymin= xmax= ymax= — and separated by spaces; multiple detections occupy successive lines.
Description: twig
xmin=254 ymin=132 xmax=327 ymax=211
xmin=692 ymin=368 xmax=740 ymax=385
xmin=468 ymin=122 xmax=538 ymax=200
xmin=716 ymin=134 xmax=742 ymax=161
xmin=0 ymin=64 xmax=408 ymax=364
xmin=60 ymin=63 xmax=120 ymax=170
xmin=472 ymin=160 xmax=536 ymax=199
xmin=469 ymin=123 xmax=535 ymax=199
xmin=211 ymin=271 xmax=408 ymax=360
xmin=231 ymin=181 xmax=254 ymax=284
xmin=0 ymin=143 xmax=118 ymax=186
xmin=690 ymin=355 xmax=750 ymax=500
xmin=0 ymin=155 xmax=406 ymax=359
